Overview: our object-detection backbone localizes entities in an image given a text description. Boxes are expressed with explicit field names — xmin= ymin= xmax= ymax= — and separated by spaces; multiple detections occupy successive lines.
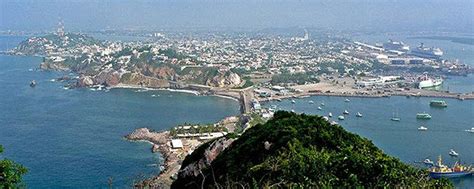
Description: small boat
xmin=277 ymin=99 xmax=282 ymax=102
xmin=291 ymin=109 xmax=295 ymax=113
xmin=320 ymin=102 xmax=325 ymax=106
xmin=317 ymin=106 xmax=322 ymax=110
xmin=322 ymin=116 xmax=329 ymax=121
xmin=423 ymin=159 xmax=434 ymax=166
xmin=338 ymin=115 xmax=345 ymax=120
xmin=448 ymin=149 xmax=459 ymax=157
xmin=309 ymin=100 xmax=314 ymax=104
xmin=391 ymin=110 xmax=400 ymax=121
xmin=429 ymin=156 xmax=472 ymax=179
xmin=343 ymin=110 xmax=349 ymax=115
xmin=291 ymin=100 xmax=296 ymax=104
xmin=418 ymin=126 xmax=428 ymax=131
xmin=151 ymin=94 xmax=157 ymax=97
xmin=328 ymin=112 xmax=333 ymax=117
xmin=416 ymin=113 xmax=432 ymax=119
xmin=330 ymin=121 xmax=338 ymax=125
xmin=30 ymin=80 xmax=36 ymax=87
xmin=430 ymin=100 xmax=448 ymax=108
xmin=356 ymin=112 xmax=362 ymax=117
xmin=465 ymin=127 xmax=474 ymax=133
xmin=344 ymin=98 xmax=350 ymax=102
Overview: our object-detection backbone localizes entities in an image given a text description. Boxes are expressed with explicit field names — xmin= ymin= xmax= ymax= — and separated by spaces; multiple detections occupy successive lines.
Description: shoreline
xmin=109 ymin=84 xmax=201 ymax=96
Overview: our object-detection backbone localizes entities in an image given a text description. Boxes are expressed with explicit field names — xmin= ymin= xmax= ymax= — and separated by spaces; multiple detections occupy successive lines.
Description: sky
xmin=0 ymin=0 xmax=473 ymax=33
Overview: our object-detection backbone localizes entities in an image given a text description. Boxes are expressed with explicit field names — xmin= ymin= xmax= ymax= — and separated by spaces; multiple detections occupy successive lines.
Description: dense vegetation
xmin=0 ymin=145 xmax=28 ymax=188
xmin=172 ymin=111 xmax=452 ymax=188
xmin=271 ymin=72 xmax=319 ymax=85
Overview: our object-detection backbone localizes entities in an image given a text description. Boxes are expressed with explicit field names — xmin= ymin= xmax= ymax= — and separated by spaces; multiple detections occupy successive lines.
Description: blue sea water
xmin=0 ymin=36 xmax=240 ymax=188
xmin=263 ymin=96 xmax=474 ymax=188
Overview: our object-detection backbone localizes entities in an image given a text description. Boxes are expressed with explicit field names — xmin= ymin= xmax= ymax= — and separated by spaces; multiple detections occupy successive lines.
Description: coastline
xmin=110 ymin=83 xmax=201 ymax=96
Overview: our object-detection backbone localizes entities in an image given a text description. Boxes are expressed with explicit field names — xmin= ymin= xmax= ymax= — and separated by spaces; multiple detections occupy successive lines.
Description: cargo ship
xmin=410 ymin=43 xmax=443 ymax=59
xmin=429 ymin=156 xmax=472 ymax=179
xmin=430 ymin=100 xmax=448 ymax=107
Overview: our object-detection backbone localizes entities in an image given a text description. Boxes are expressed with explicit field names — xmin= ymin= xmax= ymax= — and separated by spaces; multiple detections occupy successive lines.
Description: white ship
xmin=418 ymin=75 xmax=443 ymax=89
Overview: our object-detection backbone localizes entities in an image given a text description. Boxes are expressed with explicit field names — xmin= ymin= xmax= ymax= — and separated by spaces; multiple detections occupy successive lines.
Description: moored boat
xmin=465 ymin=128 xmax=474 ymax=133
xmin=430 ymin=100 xmax=448 ymax=108
xmin=328 ymin=112 xmax=333 ymax=117
xmin=449 ymin=149 xmax=459 ymax=157
xmin=291 ymin=100 xmax=296 ymax=104
xmin=317 ymin=106 xmax=322 ymax=110
xmin=308 ymin=100 xmax=314 ymax=104
xmin=418 ymin=126 xmax=428 ymax=131
xmin=30 ymin=80 xmax=36 ymax=87
xmin=416 ymin=113 xmax=432 ymax=119
xmin=344 ymin=98 xmax=350 ymax=102
xmin=338 ymin=115 xmax=345 ymax=120
xmin=343 ymin=110 xmax=349 ymax=115
xmin=429 ymin=156 xmax=472 ymax=179
xmin=356 ymin=112 xmax=362 ymax=117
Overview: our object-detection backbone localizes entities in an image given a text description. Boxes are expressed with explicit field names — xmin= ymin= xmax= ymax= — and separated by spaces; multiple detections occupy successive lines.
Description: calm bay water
xmin=0 ymin=36 xmax=240 ymax=188
xmin=263 ymin=96 xmax=474 ymax=188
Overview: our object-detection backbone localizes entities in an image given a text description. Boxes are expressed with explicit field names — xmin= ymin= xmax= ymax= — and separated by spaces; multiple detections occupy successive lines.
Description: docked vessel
xmin=416 ymin=113 xmax=432 ymax=119
xmin=418 ymin=75 xmax=443 ymax=89
xmin=429 ymin=156 xmax=472 ymax=179
xmin=430 ymin=100 xmax=448 ymax=107
xmin=383 ymin=39 xmax=410 ymax=52
xmin=410 ymin=43 xmax=443 ymax=59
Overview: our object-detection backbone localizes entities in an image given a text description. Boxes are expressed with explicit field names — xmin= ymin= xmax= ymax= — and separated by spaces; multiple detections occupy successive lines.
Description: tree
xmin=0 ymin=145 xmax=28 ymax=188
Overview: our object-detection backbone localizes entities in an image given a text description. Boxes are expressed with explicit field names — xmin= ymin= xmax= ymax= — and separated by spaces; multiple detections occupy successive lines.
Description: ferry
xmin=430 ymin=100 xmax=448 ymax=107
xmin=429 ymin=156 xmax=472 ymax=179
xmin=338 ymin=115 xmax=345 ymax=120
xmin=416 ymin=113 xmax=432 ymax=119
xmin=418 ymin=126 xmax=428 ymax=131
xmin=356 ymin=112 xmax=363 ymax=117
xmin=383 ymin=39 xmax=410 ymax=52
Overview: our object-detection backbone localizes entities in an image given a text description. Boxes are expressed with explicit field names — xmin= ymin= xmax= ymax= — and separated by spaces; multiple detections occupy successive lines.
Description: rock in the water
xmin=76 ymin=75 xmax=94 ymax=87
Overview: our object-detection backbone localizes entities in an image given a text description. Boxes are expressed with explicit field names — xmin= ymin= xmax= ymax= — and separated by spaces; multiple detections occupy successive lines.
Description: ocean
xmin=0 ymin=36 xmax=240 ymax=188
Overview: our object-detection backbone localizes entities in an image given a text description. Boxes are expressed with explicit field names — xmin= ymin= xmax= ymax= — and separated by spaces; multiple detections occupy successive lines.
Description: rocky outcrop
xmin=125 ymin=128 xmax=169 ymax=145
xmin=93 ymin=70 xmax=121 ymax=86
xmin=177 ymin=137 xmax=236 ymax=179
xmin=39 ymin=62 xmax=70 ymax=71
xmin=76 ymin=75 xmax=94 ymax=87
xmin=120 ymin=72 xmax=171 ymax=88
xmin=206 ymin=71 xmax=242 ymax=88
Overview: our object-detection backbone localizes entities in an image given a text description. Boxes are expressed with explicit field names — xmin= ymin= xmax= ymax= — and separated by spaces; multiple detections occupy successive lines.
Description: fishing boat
xmin=356 ymin=112 xmax=362 ymax=117
xmin=430 ymin=100 xmax=448 ymax=108
xmin=30 ymin=80 xmax=36 ymax=87
xmin=424 ymin=159 xmax=434 ymax=166
xmin=343 ymin=110 xmax=349 ymax=115
xmin=344 ymin=98 xmax=350 ymax=102
xmin=429 ymin=156 xmax=472 ymax=179
xmin=317 ymin=106 xmax=322 ymax=110
xmin=464 ymin=128 xmax=474 ymax=133
xmin=418 ymin=126 xmax=428 ymax=131
xmin=449 ymin=149 xmax=459 ymax=157
xmin=416 ymin=113 xmax=432 ymax=119
xmin=309 ymin=100 xmax=314 ymax=104
xmin=338 ymin=115 xmax=345 ymax=120
xmin=328 ymin=112 xmax=333 ymax=117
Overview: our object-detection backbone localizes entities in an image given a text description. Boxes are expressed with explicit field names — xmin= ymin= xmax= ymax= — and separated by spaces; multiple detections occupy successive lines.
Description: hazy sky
xmin=1 ymin=0 xmax=473 ymax=33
